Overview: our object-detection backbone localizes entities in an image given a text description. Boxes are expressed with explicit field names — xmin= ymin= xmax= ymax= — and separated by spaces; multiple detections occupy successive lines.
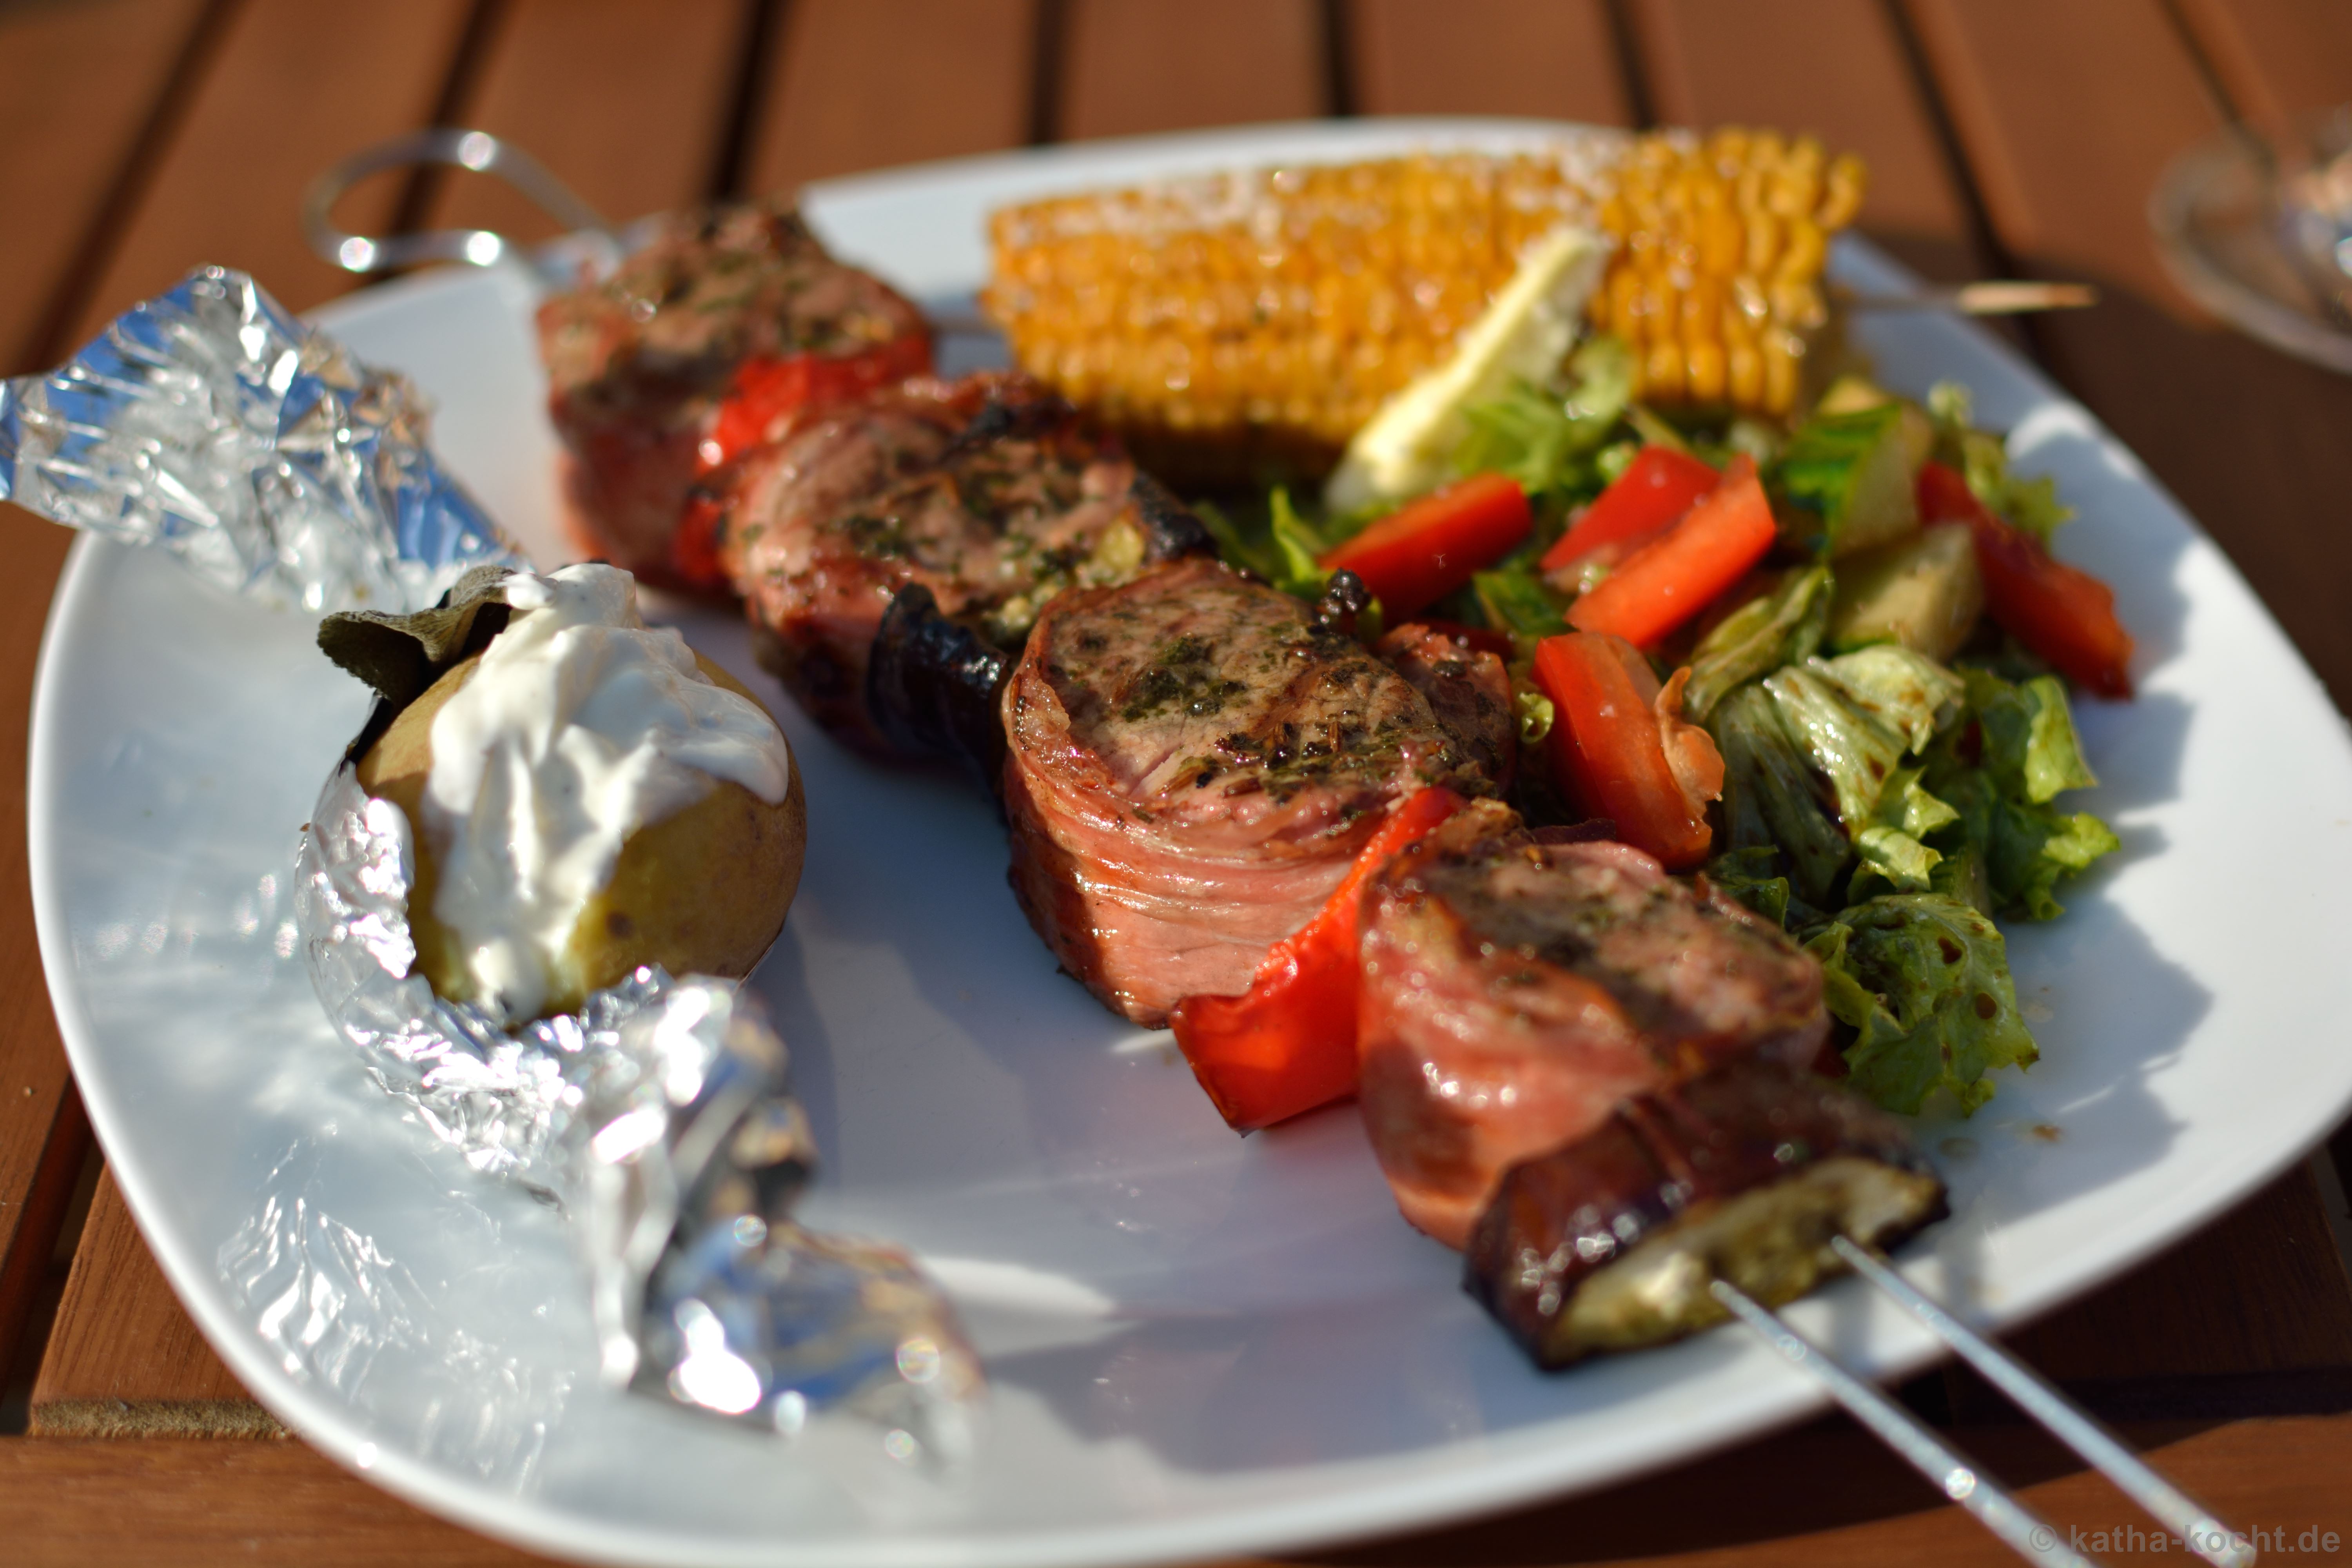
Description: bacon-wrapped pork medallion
xmin=1357 ymin=800 xmax=1828 ymax=1249
xmin=1002 ymin=559 xmax=1501 ymax=1026
xmin=537 ymin=199 xmax=931 ymax=592
xmin=1466 ymin=1058 xmax=1947 ymax=1368
xmin=720 ymin=372 xmax=1207 ymax=752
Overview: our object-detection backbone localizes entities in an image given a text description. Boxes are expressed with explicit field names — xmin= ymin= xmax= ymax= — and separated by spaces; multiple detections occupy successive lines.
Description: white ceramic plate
xmin=31 ymin=120 xmax=2352 ymax=1568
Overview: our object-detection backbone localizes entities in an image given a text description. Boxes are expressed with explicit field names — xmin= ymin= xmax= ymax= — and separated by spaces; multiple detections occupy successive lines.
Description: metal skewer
xmin=1708 ymin=1276 xmax=2098 ymax=1568
xmin=1713 ymin=1254 xmax=2258 ymax=1568
xmin=1829 ymin=1236 xmax=2254 ymax=1568
xmin=1843 ymin=280 xmax=2100 ymax=315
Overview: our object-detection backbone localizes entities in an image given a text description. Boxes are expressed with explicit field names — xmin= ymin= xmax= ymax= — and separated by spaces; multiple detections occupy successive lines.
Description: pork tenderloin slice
xmin=1376 ymin=622 xmax=1516 ymax=791
xmin=537 ymin=199 xmax=928 ymax=584
xmin=724 ymin=373 xmax=1198 ymax=751
xmin=1004 ymin=557 xmax=1490 ymax=1025
xmin=1358 ymin=800 xmax=1830 ymax=1249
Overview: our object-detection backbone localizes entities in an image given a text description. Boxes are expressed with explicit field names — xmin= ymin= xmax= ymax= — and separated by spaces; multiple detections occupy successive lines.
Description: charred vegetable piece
xmin=866 ymin=584 xmax=1014 ymax=796
xmin=1465 ymin=1058 xmax=1947 ymax=1369
xmin=1169 ymin=787 xmax=1466 ymax=1131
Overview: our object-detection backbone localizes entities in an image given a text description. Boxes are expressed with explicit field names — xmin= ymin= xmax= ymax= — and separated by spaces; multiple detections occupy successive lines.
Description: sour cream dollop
xmin=423 ymin=563 xmax=792 ymax=1019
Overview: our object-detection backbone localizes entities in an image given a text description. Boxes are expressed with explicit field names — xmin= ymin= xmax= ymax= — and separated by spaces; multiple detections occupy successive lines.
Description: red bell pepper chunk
xmin=1169 ymin=787 xmax=1467 ymax=1131
xmin=1538 ymin=445 xmax=1722 ymax=574
xmin=1533 ymin=632 xmax=1718 ymax=869
xmin=1317 ymin=473 xmax=1531 ymax=619
xmin=1917 ymin=461 xmax=2134 ymax=699
xmin=671 ymin=332 xmax=935 ymax=590
xmin=1565 ymin=455 xmax=1776 ymax=649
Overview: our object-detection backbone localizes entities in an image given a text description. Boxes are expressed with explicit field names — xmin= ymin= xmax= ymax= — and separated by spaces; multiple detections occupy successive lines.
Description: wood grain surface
xmin=66 ymin=0 xmax=477 ymax=336
xmin=28 ymin=1172 xmax=270 ymax=1439
xmin=1056 ymin=0 xmax=1327 ymax=140
xmin=1346 ymin=0 xmax=1630 ymax=126
xmin=0 ymin=0 xmax=214 ymax=372
xmin=425 ymin=0 xmax=749 ymax=239
xmin=749 ymin=0 xmax=1038 ymax=197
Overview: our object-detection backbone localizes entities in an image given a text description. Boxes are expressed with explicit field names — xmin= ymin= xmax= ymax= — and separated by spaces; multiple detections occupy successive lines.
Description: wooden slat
xmin=5 ymin=1414 xmax=2352 ymax=1567
xmin=2172 ymin=0 xmax=2352 ymax=132
xmin=1903 ymin=0 xmax=2352 ymax=709
xmin=0 ymin=497 xmax=86 ymax=1388
xmin=29 ymin=1171 xmax=273 ymax=1439
xmin=1632 ymin=0 xmax=1978 ymax=279
xmin=1346 ymin=0 xmax=1630 ymax=127
xmin=1902 ymin=0 xmax=2218 ymax=314
xmin=1056 ymin=0 xmax=1326 ymax=142
xmin=426 ymin=0 xmax=748 ymax=239
xmin=0 ymin=1438 xmax=550 ymax=1565
xmin=68 ymin=0 xmax=477 ymax=339
xmin=0 ymin=0 xmax=212 ymax=372
xmin=749 ymin=0 xmax=1036 ymax=196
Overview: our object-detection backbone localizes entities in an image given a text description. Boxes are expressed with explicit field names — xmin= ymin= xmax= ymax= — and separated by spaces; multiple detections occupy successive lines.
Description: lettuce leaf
xmin=1454 ymin=334 xmax=1634 ymax=501
xmin=1680 ymin=565 xmax=1831 ymax=722
xmin=1761 ymin=665 xmax=1912 ymax=831
xmin=1806 ymin=893 xmax=2039 ymax=1115
xmin=1709 ymin=684 xmax=1854 ymax=908
xmin=1704 ymin=845 xmax=1793 ymax=928
xmin=1966 ymin=667 xmax=2098 ymax=804
xmin=1927 ymin=666 xmax=2119 ymax=920
xmin=1926 ymin=380 xmax=2073 ymax=545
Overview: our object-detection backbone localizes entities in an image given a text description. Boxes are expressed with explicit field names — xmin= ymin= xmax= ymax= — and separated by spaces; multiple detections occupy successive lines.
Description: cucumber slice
xmin=1827 ymin=522 xmax=1985 ymax=662
xmin=1779 ymin=402 xmax=1923 ymax=558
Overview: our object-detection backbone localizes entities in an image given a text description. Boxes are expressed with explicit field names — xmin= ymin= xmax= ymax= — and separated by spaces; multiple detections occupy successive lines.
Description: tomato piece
xmin=1318 ymin=473 xmax=1531 ymax=619
xmin=671 ymin=332 xmax=935 ymax=590
xmin=1917 ymin=461 xmax=2134 ymax=699
xmin=1533 ymin=632 xmax=1715 ymax=869
xmin=1565 ymin=456 xmax=1776 ymax=649
xmin=1537 ymin=445 xmax=1722 ymax=573
xmin=1169 ymin=788 xmax=1467 ymax=1131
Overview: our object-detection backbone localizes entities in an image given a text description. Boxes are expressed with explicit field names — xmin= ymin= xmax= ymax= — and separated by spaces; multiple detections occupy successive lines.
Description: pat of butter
xmin=1323 ymin=224 xmax=1610 ymax=515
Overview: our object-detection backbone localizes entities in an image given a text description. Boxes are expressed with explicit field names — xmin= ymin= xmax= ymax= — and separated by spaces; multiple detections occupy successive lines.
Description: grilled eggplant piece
xmin=1358 ymin=800 xmax=1829 ymax=1248
xmin=1002 ymin=557 xmax=1495 ymax=1026
xmin=722 ymin=372 xmax=1203 ymax=753
xmin=867 ymin=583 xmax=1014 ymax=794
xmin=1466 ymin=1058 xmax=1946 ymax=1368
xmin=537 ymin=198 xmax=931 ymax=592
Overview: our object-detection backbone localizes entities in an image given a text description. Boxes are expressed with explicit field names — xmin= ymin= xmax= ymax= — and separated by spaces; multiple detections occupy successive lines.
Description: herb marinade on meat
xmin=1003 ymin=559 xmax=1502 ymax=1024
xmin=722 ymin=375 xmax=1176 ymax=749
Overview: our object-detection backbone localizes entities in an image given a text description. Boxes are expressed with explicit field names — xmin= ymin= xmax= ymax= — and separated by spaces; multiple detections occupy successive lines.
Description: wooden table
xmin=6 ymin=2 xmax=2352 ymax=1563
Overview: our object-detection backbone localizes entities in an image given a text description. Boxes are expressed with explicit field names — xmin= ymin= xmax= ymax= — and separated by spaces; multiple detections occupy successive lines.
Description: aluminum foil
xmin=14 ymin=270 xmax=982 ymax=1460
xmin=294 ymin=767 xmax=979 ymax=1457
xmin=0 ymin=266 xmax=515 ymax=612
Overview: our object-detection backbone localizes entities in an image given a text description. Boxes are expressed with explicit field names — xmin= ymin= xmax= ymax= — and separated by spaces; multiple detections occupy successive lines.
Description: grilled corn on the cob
xmin=982 ymin=131 xmax=1866 ymax=485
xmin=1595 ymin=127 xmax=1866 ymax=415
